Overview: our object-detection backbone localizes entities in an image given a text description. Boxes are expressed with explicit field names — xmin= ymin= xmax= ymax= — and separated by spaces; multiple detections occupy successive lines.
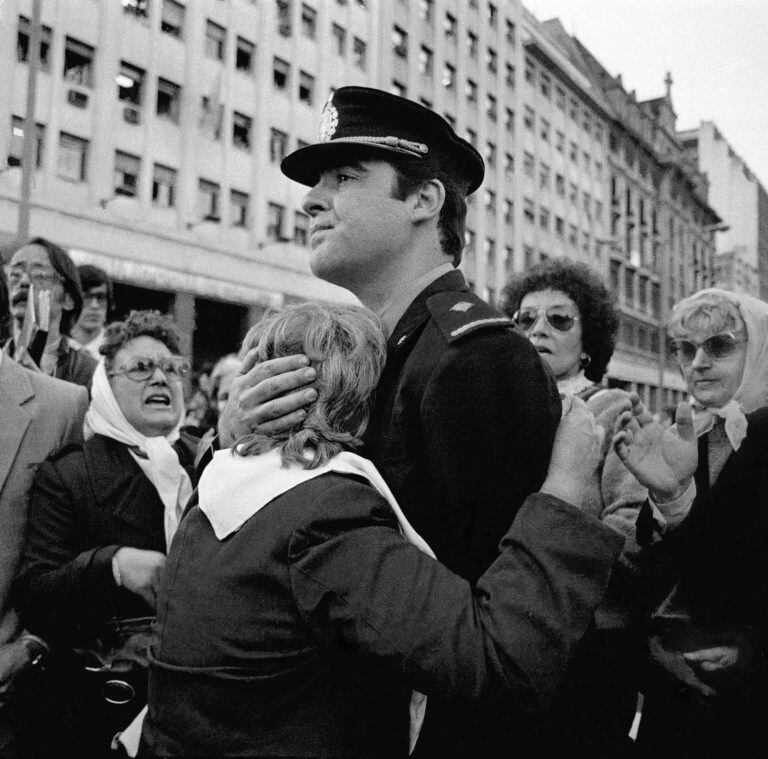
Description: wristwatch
xmin=20 ymin=634 xmax=48 ymax=668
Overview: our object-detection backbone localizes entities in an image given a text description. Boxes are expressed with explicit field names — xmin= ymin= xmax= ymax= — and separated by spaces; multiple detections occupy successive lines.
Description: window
xmin=505 ymin=62 xmax=515 ymax=88
xmin=569 ymin=182 xmax=578 ymax=205
xmin=294 ymin=211 xmax=310 ymax=245
xmin=555 ymin=86 xmax=565 ymax=110
xmin=556 ymin=130 xmax=564 ymax=152
xmin=524 ymin=57 xmax=534 ymax=84
xmin=485 ymin=141 xmax=496 ymax=168
xmin=205 ymin=20 xmax=226 ymax=61
xmin=8 ymin=117 xmax=45 ymax=169
xmin=503 ymin=199 xmax=513 ymax=222
xmin=229 ymin=190 xmax=250 ymax=228
xmin=273 ymin=57 xmax=290 ymax=91
xmin=466 ymin=79 xmax=477 ymax=105
xmin=523 ymin=106 xmax=534 ymax=130
xmin=419 ymin=46 xmax=433 ymax=77
xmin=443 ymin=112 xmax=456 ymax=128
xmin=555 ymin=173 xmax=565 ymax=196
xmin=114 ymin=151 xmax=140 ymax=197
xmin=419 ymin=0 xmax=434 ymax=23
xmin=198 ymin=179 xmax=221 ymax=221
xmin=465 ymin=128 xmax=477 ymax=147
xmin=442 ymin=63 xmax=456 ymax=90
xmin=569 ymin=141 xmax=578 ymax=163
xmin=63 ymin=37 xmax=94 ymax=88
xmin=393 ymin=26 xmax=408 ymax=58
xmin=539 ymin=118 xmax=550 ymax=142
xmin=595 ymin=200 xmax=603 ymax=221
xmin=17 ymin=16 xmax=52 ymax=71
xmin=569 ymin=97 xmax=578 ymax=121
xmin=444 ymin=12 xmax=457 ymax=41
xmin=595 ymin=161 xmax=603 ymax=180
xmin=57 ymin=132 xmax=88 ymax=182
xmin=539 ymin=207 xmax=549 ymax=231
xmin=199 ymin=95 xmax=222 ymax=139
xmin=298 ymin=71 xmax=315 ymax=105
xmin=505 ymin=18 xmax=515 ymax=45
xmin=122 ymin=0 xmax=149 ymax=19
xmin=487 ymin=47 xmax=497 ymax=74
xmin=583 ymin=192 xmax=592 ymax=218
xmin=356 ymin=0 xmax=366 ymax=7
xmin=276 ymin=0 xmax=292 ymax=36
xmin=595 ymin=122 xmax=604 ymax=144
xmin=523 ymin=198 xmax=534 ymax=223
xmin=504 ymin=108 xmax=514 ymax=134
xmin=540 ymin=72 xmax=551 ymax=98
xmin=539 ymin=162 xmax=550 ymax=189
xmin=270 ymin=128 xmax=288 ymax=163
xmin=583 ymin=109 xmax=591 ymax=133
xmin=266 ymin=202 xmax=286 ymax=241
xmin=466 ymin=30 xmax=478 ymax=58
xmin=485 ymin=189 xmax=496 ymax=215
xmin=332 ymin=23 xmax=347 ymax=56
xmin=232 ymin=112 xmax=252 ymax=150
xmin=523 ymin=152 xmax=534 ymax=178
xmin=161 ymin=0 xmax=184 ymax=37
xmin=488 ymin=3 xmax=497 ymax=27
xmin=152 ymin=163 xmax=176 ymax=208
xmin=504 ymin=152 xmax=514 ymax=176
xmin=156 ymin=78 xmax=180 ymax=122
xmin=486 ymin=94 xmax=497 ymax=122
xmin=116 ymin=62 xmax=144 ymax=106
xmin=524 ymin=245 xmax=534 ymax=269
xmin=301 ymin=4 xmax=316 ymax=39
xmin=582 ymin=230 xmax=591 ymax=256
xmin=353 ymin=38 xmax=367 ymax=70
xmin=236 ymin=37 xmax=255 ymax=72
xmin=391 ymin=80 xmax=406 ymax=97
xmin=555 ymin=216 xmax=564 ymax=238
xmin=568 ymin=224 xmax=578 ymax=247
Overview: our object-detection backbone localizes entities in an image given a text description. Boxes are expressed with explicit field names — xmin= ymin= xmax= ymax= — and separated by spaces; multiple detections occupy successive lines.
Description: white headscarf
xmin=671 ymin=288 xmax=768 ymax=450
xmin=84 ymin=360 xmax=193 ymax=550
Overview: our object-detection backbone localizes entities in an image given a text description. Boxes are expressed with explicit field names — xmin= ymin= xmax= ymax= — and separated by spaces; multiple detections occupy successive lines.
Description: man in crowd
xmin=0 ymin=269 xmax=88 ymax=756
xmin=218 ymin=87 xmax=621 ymax=756
xmin=6 ymin=237 xmax=97 ymax=388
xmin=70 ymin=264 xmax=112 ymax=360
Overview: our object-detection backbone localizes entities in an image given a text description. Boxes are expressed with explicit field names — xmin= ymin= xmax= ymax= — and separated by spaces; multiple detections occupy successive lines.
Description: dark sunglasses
xmin=108 ymin=356 xmax=190 ymax=382
xmin=513 ymin=307 xmax=579 ymax=333
xmin=669 ymin=332 xmax=744 ymax=365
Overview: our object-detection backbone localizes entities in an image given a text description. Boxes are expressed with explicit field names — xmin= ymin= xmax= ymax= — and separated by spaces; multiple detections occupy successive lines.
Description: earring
xmin=580 ymin=354 xmax=591 ymax=369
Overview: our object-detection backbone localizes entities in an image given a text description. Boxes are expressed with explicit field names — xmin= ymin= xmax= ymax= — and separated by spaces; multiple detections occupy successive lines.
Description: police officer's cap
xmin=281 ymin=86 xmax=485 ymax=195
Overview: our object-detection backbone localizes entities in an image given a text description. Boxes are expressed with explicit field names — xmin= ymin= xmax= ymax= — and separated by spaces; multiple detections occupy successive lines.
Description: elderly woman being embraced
xmin=16 ymin=310 xmax=196 ymax=758
xmin=139 ymin=302 xmax=623 ymax=758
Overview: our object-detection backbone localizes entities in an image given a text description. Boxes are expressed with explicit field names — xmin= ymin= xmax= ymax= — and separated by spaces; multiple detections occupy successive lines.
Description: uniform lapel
xmin=0 ymin=359 xmax=35 ymax=495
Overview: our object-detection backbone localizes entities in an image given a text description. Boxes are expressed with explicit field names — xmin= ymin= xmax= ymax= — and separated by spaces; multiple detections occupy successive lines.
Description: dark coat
xmin=54 ymin=338 xmax=97 ymax=390
xmin=141 ymin=473 xmax=623 ymax=758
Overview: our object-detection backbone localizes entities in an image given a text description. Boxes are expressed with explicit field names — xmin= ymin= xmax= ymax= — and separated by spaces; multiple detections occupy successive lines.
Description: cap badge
xmin=450 ymin=302 xmax=474 ymax=313
xmin=319 ymin=92 xmax=339 ymax=142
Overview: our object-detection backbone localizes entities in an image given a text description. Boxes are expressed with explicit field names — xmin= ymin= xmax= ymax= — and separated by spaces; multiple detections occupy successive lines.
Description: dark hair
xmin=503 ymin=259 xmax=618 ymax=383
xmin=77 ymin=264 xmax=113 ymax=313
xmin=26 ymin=237 xmax=83 ymax=335
xmin=0 ymin=270 xmax=11 ymax=345
xmin=234 ymin=303 xmax=387 ymax=469
xmin=390 ymin=155 xmax=469 ymax=266
xmin=100 ymin=310 xmax=184 ymax=370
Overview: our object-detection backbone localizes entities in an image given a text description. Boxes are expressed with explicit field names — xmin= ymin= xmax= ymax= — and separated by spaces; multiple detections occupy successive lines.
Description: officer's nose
xmin=302 ymin=181 xmax=330 ymax=217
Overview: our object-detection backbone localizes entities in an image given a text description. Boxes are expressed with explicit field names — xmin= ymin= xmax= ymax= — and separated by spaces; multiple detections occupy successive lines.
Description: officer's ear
xmin=410 ymin=178 xmax=445 ymax=224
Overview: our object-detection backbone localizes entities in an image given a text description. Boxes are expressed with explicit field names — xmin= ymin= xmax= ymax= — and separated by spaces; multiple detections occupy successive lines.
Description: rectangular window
xmin=523 ymin=105 xmax=534 ymax=130
xmin=555 ymin=173 xmax=565 ymax=196
xmin=465 ymin=128 xmax=477 ymax=147
xmin=332 ymin=23 xmax=347 ymax=56
xmin=116 ymin=61 xmax=144 ymax=106
xmin=539 ymin=162 xmax=550 ymax=189
xmin=198 ymin=179 xmax=221 ymax=221
xmin=266 ymin=201 xmax=286 ymax=241
xmin=569 ymin=141 xmax=578 ymax=163
xmin=539 ymin=207 xmax=549 ymax=231
xmin=539 ymin=118 xmax=550 ymax=142
xmin=301 ymin=4 xmax=316 ymax=39
xmin=523 ymin=152 xmax=534 ymax=178
xmin=393 ymin=26 xmax=408 ymax=58
xmin=161 ymin=0 xmax=184 ymax=38
xmin=568 ymin=224 xmax=578 ymax=247
xmin=569 ymin=182 xmax=578 ymax=205
xmin=485 ymin=141 xmax=496 ymax=168
xmin=205 ymin=20 xmax=226 ymax=61
xmin=442 ymin=62 xmax=456 ymax=90
xmin=232 ymin=112 xmax=252 ymax=151
xmin=503 ymin=199 xmax=513 ymax=222
xmin=391 ymin=80 xmax=406 ymax=98
xmin=294 ymin=211 xmax=309 ymax=245
xmin=113 ymin=150 xmax=140 ymax=197
xmin=152 ymin=163 xmax=176 ymax=208
xmin=485 ymin=189 xmax=496 ymax=215
xmin=419 ymin=45 xmax=433 ymax=77
xmin=540 ymin=72 xmax=551 ymax=98
xmin=504 ymin=152 xmax=514 ymax=176
xmin=122 ymin=0 xmax=149 ymax=18
xmin=466 ymin=30 xmax=478 ymax=58
xmin=524 ymin=57 xmax=534 ymax=84
xmin=63 ymin=37 xmax=95 ymax=88
xmin=488 ymin=3 xmax=497 ymax=27
xmin=156 ymin=78 xmax=180 ymax=122
xmin=57 ymin=132 xmax=88 ymax=182
xmin=353 ymin=37 xmax=367 ymax=70
xmin=466 ymin=79 xmax=477 ymax=104
xmin=298 ymin=71 xmax=315 ymax=105
xmin=569 ymin=97 xmax=578 ymax=121
xmin=504 ymin=108 xmax=514 ymax=134
xmin=486 ymin=93 xmax=497 ymax=122
xmin=555 ymin=216 xmax=564 ymax=237
xmin=419 ymin=0 xmax=434 ymax=23
xmin=229 ymin=190 xmax=250 ymax=228
xmin=556 ymin=130 xmax=564 ymax=152
xmin=444 ymin=12 xmax=457 ymax=41
xmin=523 ymin=198 xmax=535 ymax=223
xmin=273 ymin=57 xmax=290 ymax=91
xmin=487 ymin=47 xmax=497 ymax=74
xmin=270 ymin=128 xmax=288 ymax=163
xmin=236 ymin=37 xmax=255 ymax=72
xmin=17 ymin=16 xmax=53 ymax=71
xmin=9 ymin=116 xmax=45 ymax=169
xmin=506 ymin=18 xmax=515 ymax=44
xmin=505 ymin=62 xmax=515 ymax=88
xmin=276 ymin=0 xmax=292 ymax=36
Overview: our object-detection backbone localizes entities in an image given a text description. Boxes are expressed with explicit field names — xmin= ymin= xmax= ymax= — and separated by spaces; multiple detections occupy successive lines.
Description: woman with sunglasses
xmin=614 ymin=288 xmax=768 ymax=758
xmin=16 ymin=310 xmax=197 ymax=758
xmin=504 ymin=259 xmax=663 ymax=757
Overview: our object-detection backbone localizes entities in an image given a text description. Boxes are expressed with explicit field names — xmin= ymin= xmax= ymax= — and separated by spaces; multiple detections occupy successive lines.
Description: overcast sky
xmin=522 ymin=0 xmax=768 ymax=188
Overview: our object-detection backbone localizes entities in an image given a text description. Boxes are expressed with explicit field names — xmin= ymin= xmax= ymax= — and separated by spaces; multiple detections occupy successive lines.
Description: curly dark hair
xmin=502 ymin=259 xmax=618 ymax=383
xmin=100 ymin=310 xmax=184 ymax=369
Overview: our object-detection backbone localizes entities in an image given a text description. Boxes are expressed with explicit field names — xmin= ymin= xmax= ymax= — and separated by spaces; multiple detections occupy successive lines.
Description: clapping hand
xmin=612 ymin=395 xmax=698 ymax=502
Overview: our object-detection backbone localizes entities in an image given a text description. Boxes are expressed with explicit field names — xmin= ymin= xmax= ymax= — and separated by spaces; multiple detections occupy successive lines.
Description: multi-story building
xmin=539 ymin=19 xmax=721 ymax=410
xmin=678 ymin=120 xmax=768 ymax=300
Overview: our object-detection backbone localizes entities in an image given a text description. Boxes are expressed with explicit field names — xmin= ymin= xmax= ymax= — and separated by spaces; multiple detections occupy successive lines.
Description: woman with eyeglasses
xmin=613 ymin=288 xmax=768 ymax=758
xmin=503 ymin=259 xmax=669 ymax=757
xmin=16 ymin=310 xmax=196 ymax=758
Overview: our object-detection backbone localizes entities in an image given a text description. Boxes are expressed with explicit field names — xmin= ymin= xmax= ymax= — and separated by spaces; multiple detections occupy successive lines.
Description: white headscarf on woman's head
xmin=84 ymin=360 xmax=193 ymax=550
xmin=670 ymin=288 xmax=768 ymax=449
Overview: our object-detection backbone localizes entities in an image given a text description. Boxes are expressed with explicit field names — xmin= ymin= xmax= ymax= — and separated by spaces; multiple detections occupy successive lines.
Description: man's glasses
xmin=7 ymin=266 xmax=61 ymax=289
xmin=669 ymin=332 xmax=744 ymax=366
xmin=108 ymin=356 xmax=190 ymax=382
xmin=513 ymin=307 xmax=579 ymax=333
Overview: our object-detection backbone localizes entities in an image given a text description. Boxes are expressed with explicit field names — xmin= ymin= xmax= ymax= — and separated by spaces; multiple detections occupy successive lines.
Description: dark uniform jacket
xmin=141 ymin=473 xmax=623 ymax=758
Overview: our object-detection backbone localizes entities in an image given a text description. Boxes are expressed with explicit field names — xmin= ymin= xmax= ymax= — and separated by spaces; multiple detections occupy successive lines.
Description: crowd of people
xmin=0 ymin=85 xmax=766 ymax=759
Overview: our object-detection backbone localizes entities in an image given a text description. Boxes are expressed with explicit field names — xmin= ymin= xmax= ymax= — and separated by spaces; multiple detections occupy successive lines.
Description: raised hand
xmin=613 ymin=397 xmax=697 ymax=502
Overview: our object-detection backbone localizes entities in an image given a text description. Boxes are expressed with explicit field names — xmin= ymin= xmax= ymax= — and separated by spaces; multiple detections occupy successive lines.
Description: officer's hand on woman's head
xmin=216 ymin=352 xmax=318 ymax=446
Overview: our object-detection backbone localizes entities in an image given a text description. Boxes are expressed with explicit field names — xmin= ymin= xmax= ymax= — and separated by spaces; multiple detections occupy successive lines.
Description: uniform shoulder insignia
xmin=426 ymin=291 xmax=514 ymax=343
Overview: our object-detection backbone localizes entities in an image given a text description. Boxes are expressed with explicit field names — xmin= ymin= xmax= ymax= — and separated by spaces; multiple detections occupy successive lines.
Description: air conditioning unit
xmin=67 ymin=89 xmax=89 ymax=108
xmin=123 ymin=105 xmax=141 ymax=124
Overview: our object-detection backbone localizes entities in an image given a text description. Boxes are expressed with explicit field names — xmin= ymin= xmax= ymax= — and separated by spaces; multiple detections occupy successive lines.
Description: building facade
xmin=678 ymin=120 xmax=768 ymax=300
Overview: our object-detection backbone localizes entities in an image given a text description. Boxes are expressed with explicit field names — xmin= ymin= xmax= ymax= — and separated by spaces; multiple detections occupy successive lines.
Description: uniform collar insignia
xmin=450 ymin=301 xmax=474 ymax=312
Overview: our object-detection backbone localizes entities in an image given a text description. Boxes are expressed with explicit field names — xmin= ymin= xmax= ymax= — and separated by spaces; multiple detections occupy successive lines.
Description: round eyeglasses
xmin=513 ymin=307 xmax=579 ymax=333
xmin=6 ymin=266 xmax=62 ymax=289
xmin=669 ymin=332 xmax=744 ymax=366
xmin=108 ymin=356 xmax=190 ymax=382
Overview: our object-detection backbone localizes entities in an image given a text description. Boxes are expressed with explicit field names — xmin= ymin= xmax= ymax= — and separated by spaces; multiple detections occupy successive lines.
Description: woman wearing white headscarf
xmin=17 ymin=310 xmax=196 ymax=759
xmin=613 ymin=288 xmax=768 ymax=758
